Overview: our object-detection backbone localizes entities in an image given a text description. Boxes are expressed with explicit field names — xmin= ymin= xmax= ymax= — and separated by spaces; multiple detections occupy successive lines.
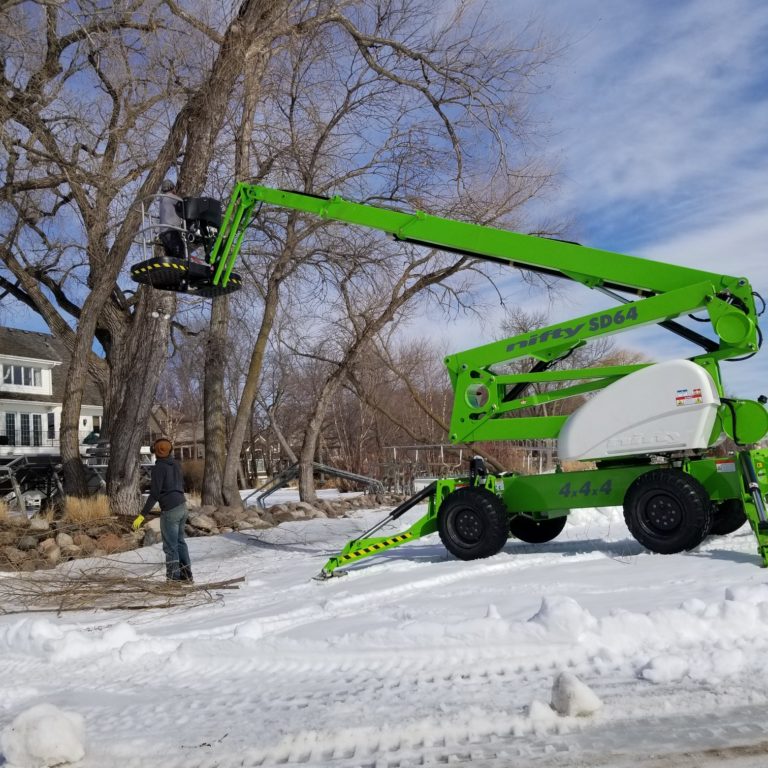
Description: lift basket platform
xmin=130 ymin=256 xmax=241 ymax=297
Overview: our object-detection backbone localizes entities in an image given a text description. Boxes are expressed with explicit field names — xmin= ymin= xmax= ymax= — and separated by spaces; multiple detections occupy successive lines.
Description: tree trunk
xmin=267 ymin=406 xmax=297 ymax=462
xmin=202 ymin=294 xmax=230 ymax=506
xmin=105 ymin=290 xmax=176 ymax=515
xmin=216 ymin=40 xmax=278 ymax=506
xmin=221 ymin=280 xmax=282 ymax=507
xmin=298 ymin=375 xmax=342 ymax=503
xmin=60 ymin=274 xmax=123 ymax=496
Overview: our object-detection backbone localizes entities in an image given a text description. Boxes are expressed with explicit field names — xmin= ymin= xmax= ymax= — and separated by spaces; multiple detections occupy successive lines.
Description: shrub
xmin=62 ymin=495 xmax=113 ymax=523
xmin=182 ymin=459 xmax=204 ymax=494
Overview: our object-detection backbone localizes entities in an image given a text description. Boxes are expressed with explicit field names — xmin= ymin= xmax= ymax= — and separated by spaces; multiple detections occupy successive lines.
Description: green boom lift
xmin=133 ymin=182 xmax=768 ymax=575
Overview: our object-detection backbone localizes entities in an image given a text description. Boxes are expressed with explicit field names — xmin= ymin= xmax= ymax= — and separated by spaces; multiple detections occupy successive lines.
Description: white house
xmin=0 ymin=327 xmax=103 ymax=457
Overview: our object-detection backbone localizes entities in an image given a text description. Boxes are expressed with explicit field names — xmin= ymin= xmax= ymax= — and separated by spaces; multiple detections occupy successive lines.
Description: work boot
xmin=179 ymin=564 xmax=194 ymax=585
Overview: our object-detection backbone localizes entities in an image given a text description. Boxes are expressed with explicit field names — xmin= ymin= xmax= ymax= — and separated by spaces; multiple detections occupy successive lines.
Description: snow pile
xmin=1 ymin=704 xmax=85 ymax=768
xmin=0 ymin=619 xmax=139 ymax=663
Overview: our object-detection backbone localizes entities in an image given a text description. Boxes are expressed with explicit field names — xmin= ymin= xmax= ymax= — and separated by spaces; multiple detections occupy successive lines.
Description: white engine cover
xmin=558 ymin=359 xmax=720 ymax=461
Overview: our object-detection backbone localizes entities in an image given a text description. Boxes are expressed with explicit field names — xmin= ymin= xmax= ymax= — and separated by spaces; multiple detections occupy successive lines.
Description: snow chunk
xmin=529 ymin=596 xmax=597 ymax=638
xmin=527 ymin=699 xmax=562 ymax=732
xmin=550 ymin=672 xmax=603 ymax=717
xmin=51 ymin=622 xmax=138 ymax=663
xmin=640 ymin=654 xmax=689 ymax=683
xmin=0 ymin=619 xmax=65 ymax=657
xmin=1 ymin=703 xmax=85 ymax=767
xmin=0 ymin=619 xmax=141 ymax=663
xmin=724 ymin=583 xmax=768 ymax=605
xmin=235 ymin=619 xmax=264 ymax=640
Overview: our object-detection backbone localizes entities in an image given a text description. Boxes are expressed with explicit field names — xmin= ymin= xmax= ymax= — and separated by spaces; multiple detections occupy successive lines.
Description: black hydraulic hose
xmin=596 ymin=286 xmax=719 ymax=352
xmin=738 ymin=451 xmax=768 ymax=526
xmin=352 ymin=482 xmax=438 ymax=543
xmin=389 ymin=481 xmax=438 ymax=521
xmin=655 ymin=319 xmax=720 ymax=352
xmin=501 ymin=348 xmax=576 ymax=403
xmin=720 ymin=399 xmax=743 ymax=445
xmin=502 ymin=360 xmax=551 ymax=402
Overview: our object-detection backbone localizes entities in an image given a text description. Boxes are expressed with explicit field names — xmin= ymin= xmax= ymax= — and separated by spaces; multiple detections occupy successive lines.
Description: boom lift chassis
xmin=135 ymin=183 xmax=768 ymax=575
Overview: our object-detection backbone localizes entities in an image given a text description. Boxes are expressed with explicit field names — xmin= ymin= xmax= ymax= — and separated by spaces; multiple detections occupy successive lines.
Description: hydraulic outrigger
xmin=139 ymin=183 xmax=768 ymax=576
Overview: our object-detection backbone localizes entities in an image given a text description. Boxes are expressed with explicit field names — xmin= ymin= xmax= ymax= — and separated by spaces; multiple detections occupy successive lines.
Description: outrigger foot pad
xmin=313 ymin=569 xmax=347 ymax=581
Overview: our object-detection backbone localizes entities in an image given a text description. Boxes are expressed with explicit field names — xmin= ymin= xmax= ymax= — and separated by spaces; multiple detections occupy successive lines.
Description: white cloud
xmin=491 ymin=0 xmax=767 ymax=230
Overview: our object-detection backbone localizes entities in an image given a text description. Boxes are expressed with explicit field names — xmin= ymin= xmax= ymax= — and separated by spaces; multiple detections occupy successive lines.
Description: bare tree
xmin=348 ymin=336 xmax=507 ymax=472
xmin=214 ymin=0 xmax=557 ymax=504
xmin=2 ymin=0 xmax=557 ymax=513
xmin=0 ymin=0 xmax=291 ymax=509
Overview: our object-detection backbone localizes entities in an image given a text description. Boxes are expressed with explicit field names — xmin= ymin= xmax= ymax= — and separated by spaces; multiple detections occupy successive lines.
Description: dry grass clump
xmin=62 ymin=494 xmax=113 ymax=524
xmin=0 ymin=500 xmax=29 ymax=527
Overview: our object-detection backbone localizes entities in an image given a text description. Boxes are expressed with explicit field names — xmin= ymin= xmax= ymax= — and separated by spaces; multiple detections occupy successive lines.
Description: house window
xmin=20 ymin=414 xmax=30 ymax=446
xmin=2 ymin=364 xmax=42 ymax=388
xmin=47 ymin=413 xmax=55 ymax=439
xmin=32 ymin=414 xmax=42 ymax=447
xmin=4 ymin=413 xmax=15 ymax=445
xmin=92 ymin=415 xmax=101 ymax=431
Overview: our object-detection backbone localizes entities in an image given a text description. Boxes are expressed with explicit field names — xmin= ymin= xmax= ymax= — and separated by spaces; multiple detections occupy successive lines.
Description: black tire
xmin=509 ymin=514 xmax=567 ymax=543
xmin=709 ymin=499 xmax=747 ymax=536
xmin=438 ymin=487 xmax=509 ymax=561
xmin=623 ymin=469 xmax=712 ymax=554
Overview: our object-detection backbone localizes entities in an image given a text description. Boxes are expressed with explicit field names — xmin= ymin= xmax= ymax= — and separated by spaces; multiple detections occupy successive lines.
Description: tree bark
xmin=267 ymin=405 xmax=297 ymax=463
xmin=221 ymin=281 xmax=282 ymax=506
xmin=60 ymin=270 xmax=122 ymax=495
xmin=202 ymin=294 xmax=229 ymax=506
xmin=293 ymin=404 xmax=331 ymax=503
xmin=104 ymin=290 xmax=176 ymax=514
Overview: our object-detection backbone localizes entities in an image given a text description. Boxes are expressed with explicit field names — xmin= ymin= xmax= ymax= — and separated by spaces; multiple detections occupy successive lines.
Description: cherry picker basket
xmin=130 ymin=194 xmax=241 ymax=295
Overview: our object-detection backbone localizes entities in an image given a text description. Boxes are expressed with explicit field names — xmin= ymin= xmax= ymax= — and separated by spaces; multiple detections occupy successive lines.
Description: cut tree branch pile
xmin=0 ymin=567 xmax=244 ymax=615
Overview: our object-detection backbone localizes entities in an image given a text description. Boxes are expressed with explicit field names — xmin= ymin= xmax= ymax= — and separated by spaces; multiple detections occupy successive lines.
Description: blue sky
xmin=438 ymin=0 xmax=768 ymax=398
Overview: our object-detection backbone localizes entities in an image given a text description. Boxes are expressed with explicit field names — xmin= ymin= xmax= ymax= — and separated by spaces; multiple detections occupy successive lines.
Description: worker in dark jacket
xmin=134 ymin=437 xmax=192 ymax=583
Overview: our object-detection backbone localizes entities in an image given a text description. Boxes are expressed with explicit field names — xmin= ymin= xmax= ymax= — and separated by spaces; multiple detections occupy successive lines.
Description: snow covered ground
xmin=2 ymin=497 xmax=768 ymax=767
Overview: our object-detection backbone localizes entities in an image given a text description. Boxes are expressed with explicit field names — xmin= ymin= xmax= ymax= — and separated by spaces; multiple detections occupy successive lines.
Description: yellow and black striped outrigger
xmin=316 ymin=482 xmax=439 ymax=578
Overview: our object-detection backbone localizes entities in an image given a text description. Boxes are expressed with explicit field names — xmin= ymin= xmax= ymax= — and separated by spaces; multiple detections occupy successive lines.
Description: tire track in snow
xmin=103 ymin=701 xmax=768 ymax=768
xmin=191 ymin=548 xmax=606 ymax=643
xmin=177 ymin=705 xmax=768 ymax=768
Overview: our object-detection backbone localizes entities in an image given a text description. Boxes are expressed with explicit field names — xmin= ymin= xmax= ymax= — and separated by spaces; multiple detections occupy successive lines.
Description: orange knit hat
xmin=153 ymin=438 xmax=173 ymax=458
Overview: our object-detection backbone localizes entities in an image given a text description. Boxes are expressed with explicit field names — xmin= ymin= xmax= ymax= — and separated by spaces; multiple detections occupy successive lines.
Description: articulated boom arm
xmin=210 ymin=183 xmax=762 ymax=446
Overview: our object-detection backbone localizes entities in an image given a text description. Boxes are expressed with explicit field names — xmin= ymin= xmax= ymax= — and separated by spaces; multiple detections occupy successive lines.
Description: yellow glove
xmin=132 ymin=514 xmax=145 ymax=531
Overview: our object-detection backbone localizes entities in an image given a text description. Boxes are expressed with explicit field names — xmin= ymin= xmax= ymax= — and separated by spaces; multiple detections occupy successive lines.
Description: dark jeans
xmin=160 ymin=502 xmax=191 ymax=580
